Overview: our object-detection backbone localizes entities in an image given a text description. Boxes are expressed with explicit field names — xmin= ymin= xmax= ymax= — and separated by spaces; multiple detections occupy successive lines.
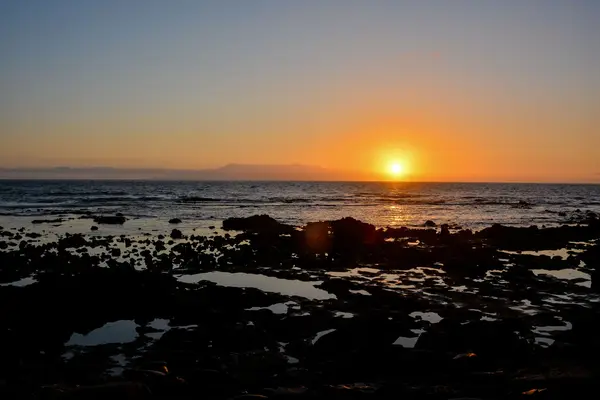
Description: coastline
xmin=1 ymin=213 xmax=599 ymax=398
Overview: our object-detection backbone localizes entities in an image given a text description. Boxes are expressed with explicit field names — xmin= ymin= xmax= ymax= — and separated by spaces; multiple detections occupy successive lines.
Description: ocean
xmin=1 ymin=180 xmax=599 ymax=233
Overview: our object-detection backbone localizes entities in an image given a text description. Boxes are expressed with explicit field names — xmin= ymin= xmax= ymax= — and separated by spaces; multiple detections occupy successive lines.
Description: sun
xmin=388 ymin=161 xmax=405 ymax=178
xmin=390 ymin=163 xmax=404 ymax=175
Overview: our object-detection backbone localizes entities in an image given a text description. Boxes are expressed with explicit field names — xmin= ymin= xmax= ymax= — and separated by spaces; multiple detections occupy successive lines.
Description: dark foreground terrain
xmin=1 ymin=212 xmax=600 ymax=399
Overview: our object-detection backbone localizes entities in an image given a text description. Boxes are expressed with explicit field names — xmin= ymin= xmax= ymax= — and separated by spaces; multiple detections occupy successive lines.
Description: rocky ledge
xmin=0 ymin=214 xmax=599 ymax=399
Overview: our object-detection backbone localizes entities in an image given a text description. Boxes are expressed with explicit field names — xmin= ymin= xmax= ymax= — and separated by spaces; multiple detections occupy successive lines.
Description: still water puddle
xmin=178 ymin=271 xmax=335 ymax=300
xmin=502 ymin=247 xmax=585 ymax=259
xmin=145 ymin=318 xmax=171 ymax=340
xmin=533 ymin=319 xmax=573 ymax=347
xmin=328 ymin=268 xmax=378 ymax=278
xmin=247 ymin=301 xmax=299 ymax=314
xmin=65 ymin=318 xmax=171 ymax=346
xmin=312 ymin=329 xmax=336 ymax=345
xmin=0 ymin=276 xmax=37 ymax=287
xmin=394 ymin=312 xmax=442 ymax=347
xmin=509 ymin=299 xmax=538 ymax=315
xmin=66 ymin=320 xmax=138 ymax=346
xmin=532 ymin=268 xmax=591 ymax=287
xmin=107 ymin=354 xmax=128 ymax=376
xmin=393 ymin=329 xmax=425 ymax=348
xmin=410 ymin=311 xmax=443 ymax=324
xmin=278 ymin=342 xmax=299 ymax=364
xmin=328 ymin=266 xmax=446 ymax=292
xmin=349 ymin=289 xmax=371 ymax=296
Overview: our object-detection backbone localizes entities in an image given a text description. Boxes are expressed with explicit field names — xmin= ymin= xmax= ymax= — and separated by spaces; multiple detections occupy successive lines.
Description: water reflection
xmin=410 ymin=311 xmax=443 ymax=324
xmin=0 ymin=276 xmax=37 ymax=287
xmin=66 ymin=320 xmax=138 ymax=346
xmin=312 ymin=329 xmax=336 ymax=345
xmin=532 ymin=268 xmax=591 ymax=287
xmin=178 ymin=271 xmax=335 ymax=300
xmin=247 ymin=301 xmax=299 ymax=314
xmin=393 ymin=329 xmax=425 ymax=348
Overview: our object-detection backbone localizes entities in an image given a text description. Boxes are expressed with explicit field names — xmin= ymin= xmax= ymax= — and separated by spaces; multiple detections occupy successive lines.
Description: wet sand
xmin=1 ymin=213 xmax=599 ymax=399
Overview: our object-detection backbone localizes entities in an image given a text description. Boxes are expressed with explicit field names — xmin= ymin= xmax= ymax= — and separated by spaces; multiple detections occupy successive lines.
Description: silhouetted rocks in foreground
xmin=1 ymin=215 xmax=600 ymax=399
xmin=479 ymin=220 xmax=600 ymax=250
xmin=93 ymin=215 xmax=127 ymax=224
xmin=415 ymin=318 xmax=530 ymax=360
xmin=223 ymin=214 xmax=295 ymax=234
xmin=170 ymin=229 xmax=183 ymax=239
xmin=32 ymin=218 xmax=64 ymax=224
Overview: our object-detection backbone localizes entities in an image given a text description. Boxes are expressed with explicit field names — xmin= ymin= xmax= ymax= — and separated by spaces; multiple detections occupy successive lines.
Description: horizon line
xmin=0 ymin=177 xmax=598 ymax=185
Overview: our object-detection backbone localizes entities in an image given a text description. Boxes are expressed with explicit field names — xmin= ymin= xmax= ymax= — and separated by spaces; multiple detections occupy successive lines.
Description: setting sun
xmin=388 ymin=161 xmax=406 ymax=179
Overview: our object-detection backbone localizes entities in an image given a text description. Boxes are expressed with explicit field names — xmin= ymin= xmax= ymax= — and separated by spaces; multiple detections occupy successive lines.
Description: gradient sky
xmin=1 ymin=0 xmax=599 ymax=182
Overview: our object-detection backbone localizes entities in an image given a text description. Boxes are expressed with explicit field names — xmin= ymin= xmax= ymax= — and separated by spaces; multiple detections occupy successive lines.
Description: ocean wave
xmin=34 ymin=191 xmax=130 ymax=197
xmin=178 ymin=196 xmax=316 ymax=204
xmin=357 ymin=193 xmax=426 ymax=199
xmin=178 ymin=196 xmax=224 ymax=202
xmin=0 ymin=201 xmax=72 ymax=208
xmin=76 ymin=195 xmax=166 ymax=204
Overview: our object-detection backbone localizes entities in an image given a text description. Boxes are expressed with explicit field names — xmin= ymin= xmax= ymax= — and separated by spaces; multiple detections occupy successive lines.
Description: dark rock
xmin=169 ymin=218 xmax=182 ymax=224
xmin=592 ymin=270 xmax=600 ymax=292
xmin=440 ymin=223 xmax=451 ymax=237
xmin=32 ymin=218 xmax=64 ymax=224
xmin=40 ymin=382 xmax=152 ymax=398
xmin=311 ymin=317 xmax=411 ymax=356
xmin=416 ymin=319 xmax=531 ymax=360
xmin=424 ymin=220 xmax=437 ymax=227
xmin=58 ymin=234 xmax=88 ymax=248
xmin=317 ymin=278 xmax=357 ymax=296
xmin=171 ymin=229 xmax=183 ymax=239
xmin=223 ymin=215 xmax=294 ymax=234
xmin=180 ymin=368 xmax=238 ymax=398
xmin=330 ymin=217 xmax=377 ymax=243
xmin=90 ymin=226 xmax=98 ymax=231
xmin=477 ymin=223 xmax=600 ymax=250
xmin=311 ymin=217 xmax=380 ymax=259
xmin=322 ymin=383 xmax=379 ymax=398
xmin=383 ymin=226 xmax=438 ymax=243
xmin=93 ymin=215 xmax=127 ymax=225
xmin=302 ymin=221 xmax=331 ymax=253
xmin=154 ymin=240 xmax=166 ymax=252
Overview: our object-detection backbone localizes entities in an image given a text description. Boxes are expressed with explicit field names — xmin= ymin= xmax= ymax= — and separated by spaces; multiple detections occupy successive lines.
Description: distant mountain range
xmin=0 ymin=164 xmax=378 ymax=181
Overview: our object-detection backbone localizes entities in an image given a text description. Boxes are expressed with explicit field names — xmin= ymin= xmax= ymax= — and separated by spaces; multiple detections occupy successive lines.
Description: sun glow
xmin=375 ymin=145 xmax=415 ymax=181
xmin=387 ymin=161 xmax=406 ymax=179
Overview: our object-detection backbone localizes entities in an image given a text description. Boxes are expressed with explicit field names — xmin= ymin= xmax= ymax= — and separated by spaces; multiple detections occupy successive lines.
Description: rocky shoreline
xmin=1 ymin=213 xmax=599 ymax=399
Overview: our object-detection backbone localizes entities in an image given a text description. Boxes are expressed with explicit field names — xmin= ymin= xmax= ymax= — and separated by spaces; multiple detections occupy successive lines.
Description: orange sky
xmin=1 ymin=2 xmax=599 ymax=182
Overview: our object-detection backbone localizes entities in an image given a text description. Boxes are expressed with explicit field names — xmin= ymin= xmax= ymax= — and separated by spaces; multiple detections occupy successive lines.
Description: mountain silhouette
xmin=0 ymin=164 xmax=375 ymax=181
